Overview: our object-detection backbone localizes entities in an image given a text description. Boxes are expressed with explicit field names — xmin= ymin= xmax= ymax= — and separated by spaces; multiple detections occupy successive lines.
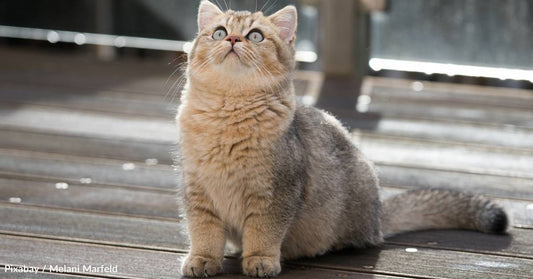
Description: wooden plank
xmin=0 ymin=104 xmax=177 ymax=143
xmin=2 ymin=270 xmax=96 ymax=279
xmin=0 ymin=203 xmax=186 ymax=250
xmin=355 ymin=134 xmax=533 ymax=179
xmin=294 ymin=244 xmax=533 ymax=279
xmin=0 ymin=149 xmax=177 ymax=190
xmin=361 ymin=76 xmax=533 ymax=128
xmin=0 ymin=235 xmax=409 ymax=279
xmin=367 ymin=84 xmax=533 ymax=111
xmin=0 ymin=82 xmax=176 ymax=119
xmin=0 ymin=177 xmax=179 ymax=219
xmin=0 ymin=234 xmax=181 ymax=279
xmin=344 ymin=116 xmax=533 ymax=149
xmin=386 ymin=229 xmax=533 ymax=260
xmin=0 ymin=127 xmax=173 ymax=165
xmin=364 ymin=100 xmax=533 ymax=129
xmin=377 ymin=164 xmax=533 ymax=200
xmin=364 ymin=76 xmax=533 ymax=101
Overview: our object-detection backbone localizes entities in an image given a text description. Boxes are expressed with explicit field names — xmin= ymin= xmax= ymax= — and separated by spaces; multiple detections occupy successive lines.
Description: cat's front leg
xmin=241 ymin=212 xmax=287 ymax=277
xmin=181 ymin=191 xmax=226 ymax=277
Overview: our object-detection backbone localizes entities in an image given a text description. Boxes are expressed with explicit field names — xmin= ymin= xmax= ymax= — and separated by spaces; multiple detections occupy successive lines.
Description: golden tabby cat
xmin=176 ymin=1 xmax=507 ymax=277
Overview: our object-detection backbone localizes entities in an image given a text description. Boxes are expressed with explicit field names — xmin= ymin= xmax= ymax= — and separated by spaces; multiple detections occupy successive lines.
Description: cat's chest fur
xmin=178 ymin=90 xmax=293 ymax=227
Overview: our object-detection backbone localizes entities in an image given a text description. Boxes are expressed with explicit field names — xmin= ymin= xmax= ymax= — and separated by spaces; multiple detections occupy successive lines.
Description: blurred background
xmin=1 ymin=0 xmax=532 ymax=87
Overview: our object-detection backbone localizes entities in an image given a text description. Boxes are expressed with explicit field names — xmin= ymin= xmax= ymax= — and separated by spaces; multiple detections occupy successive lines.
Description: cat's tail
xmin=381 ymin=189 xmax=508 ymax=238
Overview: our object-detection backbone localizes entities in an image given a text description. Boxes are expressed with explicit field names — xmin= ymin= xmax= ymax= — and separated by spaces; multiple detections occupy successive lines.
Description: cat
xmin=175 ymin=1 xmax=508 ymax=277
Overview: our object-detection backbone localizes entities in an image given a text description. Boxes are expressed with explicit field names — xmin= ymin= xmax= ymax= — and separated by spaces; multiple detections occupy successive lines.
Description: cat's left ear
xmin=268 ymin=5 xmax=297 ymax=43
xmin=198 ymin=0 xmax=223 ymax=32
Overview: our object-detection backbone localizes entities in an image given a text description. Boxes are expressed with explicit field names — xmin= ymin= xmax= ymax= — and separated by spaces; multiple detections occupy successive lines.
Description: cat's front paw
xmin=181 ymin=254 xmax=222 ymax=277
xmin=242 ymin=256 xmax=281 ymax=277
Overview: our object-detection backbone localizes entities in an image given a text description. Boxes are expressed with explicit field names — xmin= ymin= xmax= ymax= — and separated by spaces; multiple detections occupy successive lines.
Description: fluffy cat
xmin=175 ymin=1 xmax=508 ymax=277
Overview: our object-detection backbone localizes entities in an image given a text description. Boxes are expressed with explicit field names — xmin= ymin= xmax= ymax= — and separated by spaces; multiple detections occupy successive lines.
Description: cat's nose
xmin=226 ymin=36 xmax=242 ymax=46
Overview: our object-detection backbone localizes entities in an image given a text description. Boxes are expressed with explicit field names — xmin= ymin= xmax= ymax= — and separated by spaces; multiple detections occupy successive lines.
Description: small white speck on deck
xmin=405 ymin=248 xmax=418 ymax=253
xmin=122 ymin=162 xmax=136 ymax=170
xmin=526 ymin=204 xmax=533 ymax=210
xmin=9 ymin=197 xmax=22 ymax=203
xmin=55 ymin=182 xmax=69 ymax=189
xmin=145 ymin=158 xmax=159 ymax=166
xmin=411 ymin=81 xmax=424 ymax=91
xmin=79 ymin=177 xmax=92 ymax=184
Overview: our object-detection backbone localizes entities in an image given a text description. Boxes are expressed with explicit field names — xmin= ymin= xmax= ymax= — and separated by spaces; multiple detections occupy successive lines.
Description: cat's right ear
xmin=198 ymin=1 xmax=223 ymax=32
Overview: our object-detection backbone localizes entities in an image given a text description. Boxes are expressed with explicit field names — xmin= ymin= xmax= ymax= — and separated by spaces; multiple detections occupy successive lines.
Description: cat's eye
xmin=246 ymin=30 xmax=264 ymax=43
xmin=212 ymin=27 xmax=227 ymax=41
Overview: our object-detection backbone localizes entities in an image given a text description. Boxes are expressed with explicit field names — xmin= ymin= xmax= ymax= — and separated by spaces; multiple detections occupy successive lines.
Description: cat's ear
xmin=198 ymin=1 xmax=223 ymax=32
xmin=268 ymin=5 xmax=297 ymax=43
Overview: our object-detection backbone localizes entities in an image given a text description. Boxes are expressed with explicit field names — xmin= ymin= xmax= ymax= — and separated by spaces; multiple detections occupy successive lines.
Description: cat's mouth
xmin=223 ymin=49 xmax=242 ymax=62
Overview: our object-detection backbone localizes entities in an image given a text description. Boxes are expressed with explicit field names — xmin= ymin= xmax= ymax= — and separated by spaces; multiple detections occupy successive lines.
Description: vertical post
xmin=95 ymin=0 xmax=116 ymax=61
xmin=319 ymin=0 xmax=356 ymax=77
xmin=316 ymin=0 xmax=368 ymax=111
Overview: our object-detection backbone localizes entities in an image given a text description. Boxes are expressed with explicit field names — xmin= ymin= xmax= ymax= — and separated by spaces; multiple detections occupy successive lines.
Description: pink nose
xmin=226 ymin=36 xmax=242 ymax=45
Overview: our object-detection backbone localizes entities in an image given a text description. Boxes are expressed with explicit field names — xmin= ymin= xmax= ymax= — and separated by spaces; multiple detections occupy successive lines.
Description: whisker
xmin=213 ymin=0 xmax=224 ymax=11
xmin=165 ymin=61 xmax=189 ymax=103
xmin=260 ymin=0 xmax=271 ymax=12
xmin=164 ymin=62 xmax=185 ymax=90
xmin=264 ymin=0 xmax=279 ymax=15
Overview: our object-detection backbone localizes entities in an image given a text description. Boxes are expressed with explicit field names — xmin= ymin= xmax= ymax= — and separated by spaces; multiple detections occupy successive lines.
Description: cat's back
xmin=289 ymin=105 xmax=366 ymax=168
xmin=276 ymin=105 xmax=382 ymax=257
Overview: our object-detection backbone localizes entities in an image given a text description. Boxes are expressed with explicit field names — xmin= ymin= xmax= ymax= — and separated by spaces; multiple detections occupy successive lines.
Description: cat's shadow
xmin=385 ymin=229 xmax=513 ymax=253
xmin=198 ymin=229 xmax=513 ymax=278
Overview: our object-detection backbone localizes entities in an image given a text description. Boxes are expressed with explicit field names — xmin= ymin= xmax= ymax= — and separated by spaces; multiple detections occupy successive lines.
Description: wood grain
xmin=2 ymin=197 xmax=532 ymax=260
xmin=0 ymin=149 xmax=177 ymax=190
xmin=294 ymin=244 xmax=533 ymax=279
xmin=0 ymin=203 xmax=187 ymax=250
xmin=0 ymin=127 xmax=174 ymax=165
xmin=0 ymin=177 xmax=179 ymax=219
xmin=0 ymin=235 xmax=411 ymax=279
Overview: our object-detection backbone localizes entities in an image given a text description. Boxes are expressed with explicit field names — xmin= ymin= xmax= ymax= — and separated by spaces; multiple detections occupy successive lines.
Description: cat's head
xmin=188 ymin=1 xmax=297 ymax=91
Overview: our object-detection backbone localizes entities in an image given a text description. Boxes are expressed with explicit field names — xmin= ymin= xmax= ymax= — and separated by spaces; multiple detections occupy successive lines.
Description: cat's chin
xmin=222 ymin=51 xmax=245 ymax=67
xmin=224 ymin=51 xmax=240 ymax=62
xmin=218 ymin=58 xmax=252 ymax=74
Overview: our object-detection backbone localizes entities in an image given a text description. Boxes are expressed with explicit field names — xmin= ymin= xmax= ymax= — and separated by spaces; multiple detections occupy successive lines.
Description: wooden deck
xmin=0 ymin=47 xmax=532 ymax=279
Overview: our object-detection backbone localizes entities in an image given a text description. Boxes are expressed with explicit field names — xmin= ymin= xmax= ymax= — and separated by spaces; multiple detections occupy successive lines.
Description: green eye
xmin=212 ymin=27 xmax=227 ymax=40
xmin=247 ymin=30 xmax=264 ymax=43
